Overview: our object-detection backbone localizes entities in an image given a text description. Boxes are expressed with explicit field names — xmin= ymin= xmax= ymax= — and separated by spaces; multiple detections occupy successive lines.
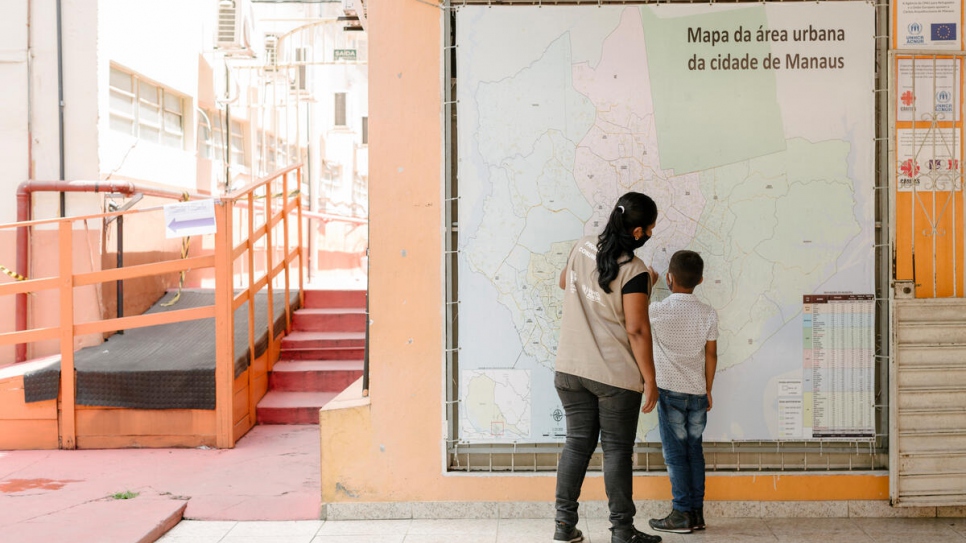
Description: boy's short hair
xmin=668 ymin=250 xmax=704 ymax=289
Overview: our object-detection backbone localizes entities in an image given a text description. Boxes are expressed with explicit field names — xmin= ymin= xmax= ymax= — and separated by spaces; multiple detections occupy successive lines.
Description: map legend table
xmin=802 ymin=294 xmax=875 ymax=439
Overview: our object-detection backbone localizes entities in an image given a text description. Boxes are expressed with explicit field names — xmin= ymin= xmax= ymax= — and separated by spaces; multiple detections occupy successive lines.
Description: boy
xmin=647 ymin=250 xmax=718 ymax=534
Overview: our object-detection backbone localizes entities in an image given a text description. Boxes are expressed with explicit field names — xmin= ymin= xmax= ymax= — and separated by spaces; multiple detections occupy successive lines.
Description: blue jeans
xmin=554 ymin=372 xmax=643 ymax=533
xmin=657 ymin=388 xmax=708 ymax=512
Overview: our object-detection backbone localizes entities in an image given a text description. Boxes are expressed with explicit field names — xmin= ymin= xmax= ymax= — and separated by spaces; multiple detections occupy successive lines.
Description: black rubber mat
xmin=23 ymin=288 xmax=299 ymax=409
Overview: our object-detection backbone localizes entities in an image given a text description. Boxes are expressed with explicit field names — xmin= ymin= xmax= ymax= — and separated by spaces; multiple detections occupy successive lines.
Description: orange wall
xmin=895 ymin=191 xmax=964 ymax=297
xmin=0 ymin=374 xmax=58 ymax=449
xmin=319 ymin=0 xmax=887 ymax=504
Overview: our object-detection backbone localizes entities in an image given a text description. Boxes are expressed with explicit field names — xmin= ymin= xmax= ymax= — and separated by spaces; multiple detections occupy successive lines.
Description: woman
xmin=552 ymin=192 xmax=662 ymax=543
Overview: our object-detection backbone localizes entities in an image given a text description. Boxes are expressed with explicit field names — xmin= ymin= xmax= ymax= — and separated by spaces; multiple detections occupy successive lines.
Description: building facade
xmin=0 ymin=0 xmax=368 ymax=365
xmin=320 ymin=0 xmax=966 ymax=515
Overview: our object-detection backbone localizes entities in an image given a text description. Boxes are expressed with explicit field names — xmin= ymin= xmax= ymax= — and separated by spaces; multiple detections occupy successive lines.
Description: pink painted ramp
xmin=0 ymin=425 xmax=321 ymax=537
xmin=0 ymin=490 xmax=185 ymax=543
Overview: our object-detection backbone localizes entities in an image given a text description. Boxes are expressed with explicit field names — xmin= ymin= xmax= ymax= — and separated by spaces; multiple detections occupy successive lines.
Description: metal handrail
xmin=0 ymin=166 xmax=304 ymax=449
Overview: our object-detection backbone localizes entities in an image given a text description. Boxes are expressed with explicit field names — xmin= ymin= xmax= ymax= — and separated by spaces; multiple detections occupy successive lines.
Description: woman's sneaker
xmin=648 ymin=509 xmax=693 ymax=534
xmin=612 ymin=526 xmax=663 ymax=543
xmin=553 ymin=520 xmax=584 ymax=542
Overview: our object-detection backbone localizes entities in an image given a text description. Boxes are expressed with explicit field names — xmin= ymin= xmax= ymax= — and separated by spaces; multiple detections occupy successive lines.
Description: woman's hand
xmin=642 ymin=381 xmax=658 ymax=413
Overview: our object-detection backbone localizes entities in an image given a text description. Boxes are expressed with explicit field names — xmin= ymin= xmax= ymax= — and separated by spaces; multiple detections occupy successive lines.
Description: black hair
xmin=596 ymin=192 xmax=658 ymax=293
xmin=668 ymin=250 xmax=704 ymax=289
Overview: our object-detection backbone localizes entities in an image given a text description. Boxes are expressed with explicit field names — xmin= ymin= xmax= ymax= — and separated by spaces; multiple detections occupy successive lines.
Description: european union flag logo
xmin=931 ymin=23 xmax=957 ymax=41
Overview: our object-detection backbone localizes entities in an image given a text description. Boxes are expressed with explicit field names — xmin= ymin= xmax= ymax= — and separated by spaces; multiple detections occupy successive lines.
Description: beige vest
xmin=555 ymin=236 xmax=648 ymax=392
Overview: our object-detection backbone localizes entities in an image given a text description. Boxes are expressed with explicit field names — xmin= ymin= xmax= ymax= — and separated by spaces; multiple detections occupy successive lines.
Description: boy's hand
xmin=642 ymin=382 xmax=658 ymax=413
xmin=647 ymin=265 xmax=659 ymax=290
xmin=707 ymin=390 xmax=713 ymax=412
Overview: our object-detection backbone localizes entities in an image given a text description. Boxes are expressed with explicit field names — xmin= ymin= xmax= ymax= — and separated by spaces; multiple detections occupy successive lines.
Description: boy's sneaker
xmin=611 ymin=526 xmax=663 ymax=543
xmin=690 ymin=508 xmax=705 ymax=530
xmin=553 ymin=520 xmax=584 ymax=542
xmin=648 ymin=509 xmax=693 ymax=534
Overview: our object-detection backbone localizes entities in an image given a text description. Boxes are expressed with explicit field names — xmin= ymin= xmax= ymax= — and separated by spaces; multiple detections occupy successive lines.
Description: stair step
xmin=303 ymin=289 xmax=366 ymax=309
xmin=279 ymin=347 xmax=365 ymax=361
xmin=256 ymin=391 xmax=339 ymax=425
xmin=292 ymin=308 xmax=367 ymax=333
xmin=281 ymin=331 xmax=366 ymax=350
xmin=270 ymin=360 xmax=364 ymax=392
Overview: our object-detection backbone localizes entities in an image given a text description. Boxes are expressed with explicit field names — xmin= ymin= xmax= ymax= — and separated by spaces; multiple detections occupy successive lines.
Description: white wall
xmin=0 ymin=0 xmax=103 ymax=224
xmin=0 ymin=0 xmax=29 ymax=224
xmin=97 ymin=0 xmax=211 ymax=192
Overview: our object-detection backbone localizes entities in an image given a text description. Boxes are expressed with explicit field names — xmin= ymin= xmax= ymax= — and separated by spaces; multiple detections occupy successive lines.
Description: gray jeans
xmin=554 ymin=372 xmax=643 ymax=534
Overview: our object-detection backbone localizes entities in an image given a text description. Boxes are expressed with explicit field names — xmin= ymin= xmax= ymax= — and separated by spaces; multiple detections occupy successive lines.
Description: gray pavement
xmin=159 ymin=517 xmax=966 ymax=542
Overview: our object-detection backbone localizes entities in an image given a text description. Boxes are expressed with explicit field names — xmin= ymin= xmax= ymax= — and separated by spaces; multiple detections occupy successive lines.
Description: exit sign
xmin=334 ymin=49 xmax=357 ymax=61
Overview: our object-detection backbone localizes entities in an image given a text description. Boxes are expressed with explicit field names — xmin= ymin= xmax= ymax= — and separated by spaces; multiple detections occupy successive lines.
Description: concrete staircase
xmin=893 ymin=298 xmax=966 ymax=506
xmin=256 ymin=290 xmax=366 ymax=425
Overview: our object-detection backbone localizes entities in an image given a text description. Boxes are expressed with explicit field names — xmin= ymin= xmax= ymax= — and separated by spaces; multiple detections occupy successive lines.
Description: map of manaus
xmin=456 ymin=3 xmax=875 ymax=443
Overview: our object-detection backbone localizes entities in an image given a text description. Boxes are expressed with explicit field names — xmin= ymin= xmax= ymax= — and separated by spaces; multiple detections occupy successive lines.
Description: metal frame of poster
xmin=891 ymin=53 xmax=966 ymax=298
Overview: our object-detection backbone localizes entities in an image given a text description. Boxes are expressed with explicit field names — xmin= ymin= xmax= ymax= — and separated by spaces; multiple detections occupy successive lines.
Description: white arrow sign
xmin=164 ymin=199 xmax=217 ymax=239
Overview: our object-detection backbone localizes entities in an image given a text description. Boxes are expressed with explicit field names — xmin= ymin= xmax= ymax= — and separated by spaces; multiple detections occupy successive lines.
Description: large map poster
xmin=456 ymin=3 xmax=875 ymax=443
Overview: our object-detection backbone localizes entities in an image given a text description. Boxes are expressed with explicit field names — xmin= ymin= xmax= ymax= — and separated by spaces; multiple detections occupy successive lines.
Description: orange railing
xmin=0 ymin=165 xmax=304 ymax=449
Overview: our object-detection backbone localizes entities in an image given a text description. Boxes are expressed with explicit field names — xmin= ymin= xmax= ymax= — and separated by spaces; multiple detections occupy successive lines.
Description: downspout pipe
xmin=14 ymin=180 xmax=204 ymax=362
xmin=56 ymin=0 xmax=66 ymax=217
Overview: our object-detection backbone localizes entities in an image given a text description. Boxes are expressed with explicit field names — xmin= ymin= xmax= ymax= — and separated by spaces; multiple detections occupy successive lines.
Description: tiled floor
xmin=159 ymin=517 xmax=966 ymax=543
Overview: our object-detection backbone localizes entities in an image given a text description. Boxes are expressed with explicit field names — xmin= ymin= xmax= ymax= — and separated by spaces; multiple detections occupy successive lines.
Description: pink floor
xmin=0 ymin=425 xmax=320 ymax=542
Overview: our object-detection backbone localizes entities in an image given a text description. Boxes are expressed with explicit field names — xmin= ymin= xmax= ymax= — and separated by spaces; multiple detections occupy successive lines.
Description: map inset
xmin=456 ymin=3 xmax=875 ymax=442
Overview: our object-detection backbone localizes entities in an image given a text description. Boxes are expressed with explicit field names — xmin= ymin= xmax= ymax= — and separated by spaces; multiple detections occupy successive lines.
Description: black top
xmin=621 ymin=272 xmax=650 ymax=295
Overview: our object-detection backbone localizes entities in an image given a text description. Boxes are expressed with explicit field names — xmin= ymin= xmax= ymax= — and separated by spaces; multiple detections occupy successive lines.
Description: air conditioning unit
xmin=216 ymin=0 xmax=257 ymax=57
xmin=264 ymin=35 xmax=278 ymax=72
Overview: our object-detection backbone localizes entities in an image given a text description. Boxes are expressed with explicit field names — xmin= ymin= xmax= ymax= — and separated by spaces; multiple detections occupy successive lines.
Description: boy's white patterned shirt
xmin=650 ymin=293 xmax=719 ymax=395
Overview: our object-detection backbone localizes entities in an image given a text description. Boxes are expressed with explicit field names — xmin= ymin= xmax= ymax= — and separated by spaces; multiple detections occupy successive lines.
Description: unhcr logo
xmin=907 ymin=22 xmax=925 ymax=44
xmin=937 ymin=90 xmax=953 ymax=112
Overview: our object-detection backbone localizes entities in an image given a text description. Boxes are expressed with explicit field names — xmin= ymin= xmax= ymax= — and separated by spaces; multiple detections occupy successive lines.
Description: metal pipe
xmin=27 ymin=0 xmax=33 ymax=182
xmin=15 ymin=180 xmax=205 ymax=362
xmin=56 ymin=0 xmax=66 ymax=217
xmin=116 ymin=214 xmax=124 ymax=335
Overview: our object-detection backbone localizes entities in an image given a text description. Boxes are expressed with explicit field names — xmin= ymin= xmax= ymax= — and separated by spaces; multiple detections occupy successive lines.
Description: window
xmin=334 ymin=93 xmax=347 ymax=127
xmin=163 ymin=92 xmax=184 ymax=147
xmin=295 ymin=48 xmax=308 ymax=91
xmin=109 ymin=70 xmax=136 ymax=135
xmin=197 ymin=114 xmax=211 ymax=159
xmin=109 ymin=66 xmax=185 ymax=149
xmin=198 ymin=110 xmax=225 ymax=161
xmin=352 ymin=175 xmax=368 ymax=216
xmin=229 ymin=119 xmax=248 ymax=167
xmin=361 ymin=116 xmax=368 ymax=146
